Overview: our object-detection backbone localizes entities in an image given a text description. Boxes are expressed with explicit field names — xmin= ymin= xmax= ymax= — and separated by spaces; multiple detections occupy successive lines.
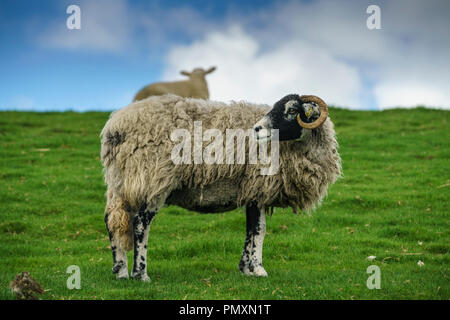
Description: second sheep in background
xmin=133 ymin=66 xmax=216 ymax=101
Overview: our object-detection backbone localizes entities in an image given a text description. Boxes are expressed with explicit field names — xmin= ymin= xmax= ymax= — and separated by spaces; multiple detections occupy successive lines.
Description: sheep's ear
xmin=205 ymin=66 xmax=216 ymax=74
xmin=180 ymin=71 xmax=190 ymax=77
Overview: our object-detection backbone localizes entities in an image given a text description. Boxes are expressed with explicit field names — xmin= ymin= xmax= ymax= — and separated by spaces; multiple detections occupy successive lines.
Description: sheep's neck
xmin=189 ymin=77 xmax=209 ymax=92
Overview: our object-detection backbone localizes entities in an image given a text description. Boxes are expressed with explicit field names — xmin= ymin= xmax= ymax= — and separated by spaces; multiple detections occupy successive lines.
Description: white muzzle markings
xmin=253 ymin=116 xmax=272 ymax=142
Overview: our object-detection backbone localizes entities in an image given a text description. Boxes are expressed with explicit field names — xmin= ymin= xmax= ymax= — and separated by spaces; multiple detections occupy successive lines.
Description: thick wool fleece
xmin=101 ymin=94 xmax=341 ymax=251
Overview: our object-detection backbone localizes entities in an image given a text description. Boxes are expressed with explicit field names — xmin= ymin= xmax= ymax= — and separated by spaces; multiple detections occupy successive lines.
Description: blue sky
xmin=1 ymin=0 xmax=449 ymax=111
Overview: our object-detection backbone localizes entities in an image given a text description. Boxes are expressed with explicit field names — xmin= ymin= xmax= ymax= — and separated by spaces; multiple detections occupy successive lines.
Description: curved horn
xmin=297 ymin=95 xmax=328 ymax=129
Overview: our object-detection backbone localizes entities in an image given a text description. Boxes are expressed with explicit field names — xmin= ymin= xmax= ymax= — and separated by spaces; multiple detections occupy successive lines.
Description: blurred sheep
xmin=133 ymin=66 xmax=216 ymax=101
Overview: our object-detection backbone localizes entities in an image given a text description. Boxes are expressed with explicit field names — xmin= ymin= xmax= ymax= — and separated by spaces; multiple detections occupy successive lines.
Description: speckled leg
xmin=239 ymin=204 xmax=268 ymax=277
xmin=105 ymin=214 xmax=129 ymax=279
xmin=131 ymin=205 xmax=157 ymax=281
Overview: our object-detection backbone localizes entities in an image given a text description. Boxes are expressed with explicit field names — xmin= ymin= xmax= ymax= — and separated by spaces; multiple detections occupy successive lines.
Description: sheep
xmin=133 ymin=67 xmax=216 ymax=102
xmin=101 ymin=93 xmax=341 ymax=280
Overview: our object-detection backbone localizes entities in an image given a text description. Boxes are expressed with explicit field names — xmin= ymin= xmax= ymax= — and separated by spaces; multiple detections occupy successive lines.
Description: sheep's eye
xmin=287 ymin=109 xmax=297 ymax=115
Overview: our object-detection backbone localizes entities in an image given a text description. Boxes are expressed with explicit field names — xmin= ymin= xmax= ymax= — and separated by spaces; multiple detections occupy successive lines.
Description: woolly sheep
xmin=101 ymin=94 xmax=341 ymax=280
xmin=133 ymin=67 xmax=216 ymax=102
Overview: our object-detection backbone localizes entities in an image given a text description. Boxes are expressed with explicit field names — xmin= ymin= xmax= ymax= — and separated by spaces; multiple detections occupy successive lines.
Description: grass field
xmin=0 ymin=107 xmax=448 ymax=300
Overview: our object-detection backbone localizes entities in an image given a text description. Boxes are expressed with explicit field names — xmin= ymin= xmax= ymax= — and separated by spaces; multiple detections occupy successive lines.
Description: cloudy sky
xmin=0 ymin=0 xmax=449 ymax=111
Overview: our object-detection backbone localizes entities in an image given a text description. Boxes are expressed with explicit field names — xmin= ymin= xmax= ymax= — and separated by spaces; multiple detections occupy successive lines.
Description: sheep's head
xmin=180 ymin=66 xmax=216 ymax=79
xmin=253 ymin=94 xmax=328 ymax=141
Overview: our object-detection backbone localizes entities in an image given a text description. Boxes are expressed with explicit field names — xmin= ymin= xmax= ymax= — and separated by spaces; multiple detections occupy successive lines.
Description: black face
xmin=253 ymin=94 xmax=321 ymax=142
xmin=268 ymin=94 xmax=302 ymax=141
xmin=264 ymin=94 xmax=319 ymax=141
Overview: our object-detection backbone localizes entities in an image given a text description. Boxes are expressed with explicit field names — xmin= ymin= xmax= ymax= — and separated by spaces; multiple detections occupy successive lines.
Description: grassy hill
xmin=0 ymin=107 xmax=448 ymax=299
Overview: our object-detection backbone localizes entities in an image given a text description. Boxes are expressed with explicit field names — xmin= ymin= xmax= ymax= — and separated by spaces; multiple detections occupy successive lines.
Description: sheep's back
xmin=100 ymin=95 xmax=270 ymax=208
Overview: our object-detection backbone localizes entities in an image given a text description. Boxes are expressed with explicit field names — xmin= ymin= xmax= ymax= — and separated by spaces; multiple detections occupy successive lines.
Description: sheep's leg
xmin=104 ymin=214 xmax=129 ymax=279
xmin=239 ymin=204 xmax=268 ymax=277
xmin=131 ymin=205 xmax=157 ymax=281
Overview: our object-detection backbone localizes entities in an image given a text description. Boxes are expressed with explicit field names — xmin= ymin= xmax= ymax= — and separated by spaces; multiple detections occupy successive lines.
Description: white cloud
xmin=39 ymin=0 xmax=131 ymax=52
xmin=374 ymin=83 xmax=449 ymax=109
xmin=37 ymin=1 xmax=220 ymax=54
xmin=372 ymin=0 xmax=450 ymax=109
xmin=163 ymin=0 xmax=450 ymax=110
xmin=35 ymin=0 xmax=450 ymax=110
xmin=164 ymin=25 xmax=363 ymax=108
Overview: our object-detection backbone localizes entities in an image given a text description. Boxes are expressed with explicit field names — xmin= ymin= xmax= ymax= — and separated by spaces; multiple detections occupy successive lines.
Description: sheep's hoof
xmin=239 ymin=264 xmax=268 ymax=277
xmin=116 ymin=273 xmax=129 ymax=280
xmin=115 ymin=268 xmax=129 ymax=280
xmin=131 ymin=272 xmax=151 ymax=282
xmin=252 ymin=266 xmax=268 ymax=277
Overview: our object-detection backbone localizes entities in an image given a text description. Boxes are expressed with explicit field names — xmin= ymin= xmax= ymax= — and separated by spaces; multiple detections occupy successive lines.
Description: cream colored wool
xmin=101 ymin=94 xmax=341 ymax=251
xmin=133 ymin=67 xmax=215 ymax=101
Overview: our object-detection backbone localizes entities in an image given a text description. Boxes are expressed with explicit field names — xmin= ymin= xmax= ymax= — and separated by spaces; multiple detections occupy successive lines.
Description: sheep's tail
xmin=105 ymin=190 xmax=133 ymax=252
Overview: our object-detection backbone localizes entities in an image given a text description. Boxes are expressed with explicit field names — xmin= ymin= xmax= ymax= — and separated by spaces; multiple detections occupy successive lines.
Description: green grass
xmin=0 ymin=107 xmax=448 ymax=300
